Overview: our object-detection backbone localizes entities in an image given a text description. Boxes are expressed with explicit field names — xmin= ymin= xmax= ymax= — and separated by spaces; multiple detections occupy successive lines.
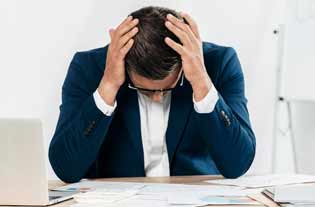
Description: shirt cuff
xmin=93 ymin=90 xmax=117 ymax=116
xmin=193 ymin=85 xmax=219 ymax=114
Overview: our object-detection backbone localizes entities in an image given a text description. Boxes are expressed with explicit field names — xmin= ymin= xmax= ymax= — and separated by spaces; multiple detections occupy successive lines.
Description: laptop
xmin=0 ymin=118 xmax=76 ymax=206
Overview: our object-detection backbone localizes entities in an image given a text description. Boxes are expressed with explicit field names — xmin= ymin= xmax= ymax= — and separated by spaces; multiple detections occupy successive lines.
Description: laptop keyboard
xmin=49 ymin=196 xmax=62 ymax=201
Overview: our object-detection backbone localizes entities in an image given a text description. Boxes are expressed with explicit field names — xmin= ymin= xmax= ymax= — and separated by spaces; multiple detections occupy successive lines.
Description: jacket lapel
xmin=95 ymin=47 xmax=145 ymax=175
xmin=117 ymin=87 xmax=145 ymax=176
xmin=166 ymin=79 xmax=193 ymax=166
xmin=119 ymin=80 xmax=193 ymax=173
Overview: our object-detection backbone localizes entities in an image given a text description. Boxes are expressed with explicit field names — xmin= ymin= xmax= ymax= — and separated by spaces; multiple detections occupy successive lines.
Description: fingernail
xmin=167 ymin=14 xmax=173 ymax=19
xmin=133 ymin=18 xmax=139 ymax=23
xmin=128 ymin=15 xmax=133 ymax=20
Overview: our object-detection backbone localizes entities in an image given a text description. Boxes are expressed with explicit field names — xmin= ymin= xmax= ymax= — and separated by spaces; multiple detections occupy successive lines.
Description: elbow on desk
xmin=48 ymin=141 xmax=83 ymax=184
xmin=221 ymin=163 xmax=251 ymax=179
xmin=220 ymin=140 xmax=256 ymax=179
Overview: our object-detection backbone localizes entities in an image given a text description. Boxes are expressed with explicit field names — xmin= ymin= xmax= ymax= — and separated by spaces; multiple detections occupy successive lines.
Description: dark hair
xmin=125 ymin=6 xmax=183 ymax=80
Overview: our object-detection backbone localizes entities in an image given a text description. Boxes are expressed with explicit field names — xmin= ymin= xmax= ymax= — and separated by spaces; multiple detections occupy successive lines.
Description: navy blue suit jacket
xmin=49 ymin=42 xmax=256 ymax=183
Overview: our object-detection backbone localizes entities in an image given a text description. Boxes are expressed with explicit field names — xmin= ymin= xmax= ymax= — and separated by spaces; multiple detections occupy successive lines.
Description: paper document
xmin=199 ymin=196 xmax=260 ymax=205
xmin=71 ymin=194 xmax=196 ymax=207
xmin=205 ymin=174 xmax=315 ymax=188
xmin=168 ymin=193 xmax=260 ymax=205
xmin=53 ymin=181 xmax=145 ymax=192
xmin=73 ymin=189 xmax=138 ymax=204
xmin=137 ymin=182 xmax=252 ymax=196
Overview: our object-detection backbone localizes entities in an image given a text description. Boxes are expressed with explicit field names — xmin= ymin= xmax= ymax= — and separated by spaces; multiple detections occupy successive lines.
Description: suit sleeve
xmin=49 ymin=52 xmax=114 ymax=183
xmin=194 ymin=47 xmax=256 ymax=178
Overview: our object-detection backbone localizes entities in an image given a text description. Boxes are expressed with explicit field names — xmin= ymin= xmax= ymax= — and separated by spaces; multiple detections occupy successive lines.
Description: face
xmin=129 ymin=68 xmax=182 ymax=102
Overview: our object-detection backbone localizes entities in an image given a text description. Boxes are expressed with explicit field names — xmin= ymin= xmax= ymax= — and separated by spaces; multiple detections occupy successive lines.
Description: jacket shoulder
xmin=62 ymin=46 xmax=108 ymax=94
xmin=202 ymin=42 xmax=236 ymax=62
xmin=71 ymin=46 xmax=108 ymax=71
xmin=202 ymin=42 xmax=238 ymax=84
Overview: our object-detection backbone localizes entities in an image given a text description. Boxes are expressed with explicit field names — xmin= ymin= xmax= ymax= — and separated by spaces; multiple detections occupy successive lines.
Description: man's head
xmin=125 ymin=6 xmax=184 ymax=101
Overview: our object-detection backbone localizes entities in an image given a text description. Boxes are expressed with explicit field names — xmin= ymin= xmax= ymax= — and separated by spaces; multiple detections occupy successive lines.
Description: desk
xmin=48 ymin=176 xmax=278 ymax=207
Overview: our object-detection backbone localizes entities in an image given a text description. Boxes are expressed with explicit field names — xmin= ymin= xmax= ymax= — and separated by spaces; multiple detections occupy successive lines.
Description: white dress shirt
xmin=93 ymin=85 xmax=219 ymax=177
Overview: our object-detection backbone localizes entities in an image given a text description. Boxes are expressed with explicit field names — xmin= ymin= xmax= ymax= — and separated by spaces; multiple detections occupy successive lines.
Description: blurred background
xmin=1 ymin=0 xmax=314 ymax=179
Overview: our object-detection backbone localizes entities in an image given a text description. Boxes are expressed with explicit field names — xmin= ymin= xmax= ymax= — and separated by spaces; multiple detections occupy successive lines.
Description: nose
xmin=150 ymin=93 xmax=163 ymax=102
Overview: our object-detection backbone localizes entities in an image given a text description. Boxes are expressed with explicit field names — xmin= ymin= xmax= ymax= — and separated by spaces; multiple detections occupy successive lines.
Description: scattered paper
xmin=205 ymin=174 xmax=315 ymax=188
xmin=54 ymin=180 xmax=252 ymax=196
xmin=58 ymin=180 xmax=263 ymax=207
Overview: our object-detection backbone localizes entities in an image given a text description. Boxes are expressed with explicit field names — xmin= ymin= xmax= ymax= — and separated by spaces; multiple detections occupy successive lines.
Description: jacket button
xmin=84 ymin=130 xmax=89 ymax=136
xmin=221 ymin=110 xmax=231 ymax=127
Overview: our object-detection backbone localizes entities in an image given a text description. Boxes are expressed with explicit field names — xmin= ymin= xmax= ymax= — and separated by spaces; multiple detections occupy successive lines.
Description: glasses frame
xmin=127 ymin=70 xmax=184 ymax=95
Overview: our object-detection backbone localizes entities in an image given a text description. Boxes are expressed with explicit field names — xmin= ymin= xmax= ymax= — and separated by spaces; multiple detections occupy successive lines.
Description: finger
xmin=164 ymin=37 xmax=186 ymax=56
xmin=180 ymin=12 xmax=200 ymax=39
xmin=119 ymin=39 xmax=134 ymax=58
xmin=118 ymin=27 xmax=138 ymax=48
xmin=115 ymin=15 xmax=133 ymax=31
xmin=166 ymin=14 xmax=198 ymax=43
xmin=165 ymin=21 xmax=191 ymax=47
xmin=116 ymin=18 xmax=139 ymax=37
xmin=166 ymin=14 xmax=187 ymax=32
xmin=109 ymin=28 xmax=115 ymax=40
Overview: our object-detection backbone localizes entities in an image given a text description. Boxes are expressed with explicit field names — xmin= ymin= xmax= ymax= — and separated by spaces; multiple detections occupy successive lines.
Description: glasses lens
xmin=139 ymin=90 xmax=153 ymax=96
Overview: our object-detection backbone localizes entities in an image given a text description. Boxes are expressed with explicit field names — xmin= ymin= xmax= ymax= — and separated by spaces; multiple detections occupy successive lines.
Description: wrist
xmin=191 ymin=75 xmax=212 ymax=102
xmin=98 ymin=77 xmax=120 ymax=106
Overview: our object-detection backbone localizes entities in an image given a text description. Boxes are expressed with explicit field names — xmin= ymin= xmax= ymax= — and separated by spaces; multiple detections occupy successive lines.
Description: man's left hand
xmin=164 ymin=12 xmax=212 ymax=101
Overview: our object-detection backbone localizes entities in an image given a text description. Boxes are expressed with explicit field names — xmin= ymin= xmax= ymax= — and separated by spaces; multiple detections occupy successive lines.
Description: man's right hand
xmin=98 ymin=16 xmax=139 ymax=106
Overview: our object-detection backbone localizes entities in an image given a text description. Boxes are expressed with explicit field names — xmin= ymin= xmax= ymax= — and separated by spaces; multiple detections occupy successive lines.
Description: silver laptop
xmin=0 ymin=118 xmax=76 ymax=206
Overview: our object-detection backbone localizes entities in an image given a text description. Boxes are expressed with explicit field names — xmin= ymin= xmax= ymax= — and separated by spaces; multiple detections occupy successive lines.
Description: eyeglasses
xmin=127 ymin=70 xmax=184 ymax=95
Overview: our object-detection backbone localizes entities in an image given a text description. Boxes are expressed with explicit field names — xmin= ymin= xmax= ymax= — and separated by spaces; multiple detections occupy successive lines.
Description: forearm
xmin=194 ymin=95 xmax=256 ymax=178
xmin=49 ymin=95 xmax=115 ymax=183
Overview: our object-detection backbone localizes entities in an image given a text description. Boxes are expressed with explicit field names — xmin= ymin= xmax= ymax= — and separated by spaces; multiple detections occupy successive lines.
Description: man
xmin=49 ymin=6 xmax=256 ymax=183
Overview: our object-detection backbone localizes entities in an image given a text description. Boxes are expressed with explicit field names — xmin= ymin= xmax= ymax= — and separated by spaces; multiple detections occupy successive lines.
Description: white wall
xmin=1 ymin=0 xmax=292 ymax=179
xmin=0 ymin=1 xmax=41 ymax=118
